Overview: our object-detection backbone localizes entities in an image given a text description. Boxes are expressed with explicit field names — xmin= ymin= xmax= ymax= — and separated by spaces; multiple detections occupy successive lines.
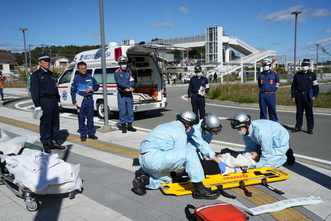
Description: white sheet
xmin=245 ymin=196 xmax=323 ymax=215
xmin=4 ymin=152 xmax=75 ymax=191
xmin=0 ymin=129 xmax=37 ymax=155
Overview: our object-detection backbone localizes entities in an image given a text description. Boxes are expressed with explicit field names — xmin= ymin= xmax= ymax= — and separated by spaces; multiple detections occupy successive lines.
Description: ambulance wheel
xmin=25 ymin=198 xmax=39 ymax=212
xmin=97 ymin=102 xmax=105 ymax=119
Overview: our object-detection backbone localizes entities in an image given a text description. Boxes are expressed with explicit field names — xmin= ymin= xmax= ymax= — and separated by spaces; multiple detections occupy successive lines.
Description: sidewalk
xmin=1 ymin=88 xmax=331 ymax=221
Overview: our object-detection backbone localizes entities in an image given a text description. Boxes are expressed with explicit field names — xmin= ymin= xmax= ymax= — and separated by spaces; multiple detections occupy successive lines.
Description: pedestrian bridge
xmin=149 ymin=26 xmax=275 ymax=77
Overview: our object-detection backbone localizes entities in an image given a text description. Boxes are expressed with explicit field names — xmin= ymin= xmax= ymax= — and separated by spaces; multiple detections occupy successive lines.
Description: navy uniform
xmin=30 ymin=54 xmax=65 ymax=153
xmin=71 ymin=62 xmax=100 ymax=141
xmin=258 ymin=59 xmax=279 ymax=122
xmin=291 ymin=59 xmax=319 ymax=134
xmin=114 ymin=56 xmax=137 ymax=133
xmin=188 ymin=65 xmax=210 ymax=119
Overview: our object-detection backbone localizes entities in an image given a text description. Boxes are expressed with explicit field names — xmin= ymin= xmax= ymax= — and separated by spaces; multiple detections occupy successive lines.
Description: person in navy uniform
xmin=258 ymin=59 xmax=279 ymax=122
xmin=71 ymin=61 xmax=100 ymax=141
xmin=30 ymin=54 xmax=65 ymax=153
xmin=114 ymin=56 xmax=137 ymax=133
xmin=187 ymin=65 xmax=210 ymax=120
xmin=291 ymin=59 xmax=319 ymax=134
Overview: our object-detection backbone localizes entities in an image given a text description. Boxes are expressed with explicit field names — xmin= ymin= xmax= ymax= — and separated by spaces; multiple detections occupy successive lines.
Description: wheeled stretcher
xmin=160 ymin=167 xmax=290 ymax=196
xmin=0 ymin=142 xmax=82 ymax=211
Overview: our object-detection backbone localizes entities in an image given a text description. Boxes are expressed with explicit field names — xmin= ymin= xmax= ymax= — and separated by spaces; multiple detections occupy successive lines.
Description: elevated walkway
xmin=149 ymin=26 xmax=276 ymax=77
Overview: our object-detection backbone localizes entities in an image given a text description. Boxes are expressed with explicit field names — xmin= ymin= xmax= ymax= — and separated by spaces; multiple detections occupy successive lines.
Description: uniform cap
xmin=194 ymin=65 xmax=202 ymax=72
xmin=301 ymin=59 xmax=310 ymax=66
xmin=38 ymin=54 xmax=51 ymax=62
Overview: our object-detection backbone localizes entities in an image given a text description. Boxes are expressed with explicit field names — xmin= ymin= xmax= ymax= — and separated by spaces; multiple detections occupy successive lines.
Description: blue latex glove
xmin=218 ymin=162 xmax=227 ymax=174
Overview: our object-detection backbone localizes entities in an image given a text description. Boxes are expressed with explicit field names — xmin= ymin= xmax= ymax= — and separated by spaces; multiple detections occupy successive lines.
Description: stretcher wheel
xmin=25 ymin=198 xmax=39 ymax=212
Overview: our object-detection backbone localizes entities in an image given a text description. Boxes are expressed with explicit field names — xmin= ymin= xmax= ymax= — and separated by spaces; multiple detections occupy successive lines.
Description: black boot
xmin=127 ymin=123 xmax=137 ymax=132
xmin=121 ymin=123 xmax=127 ymax=133
xmin=132 ymin=175 xmax=149 ymax=196
xmin=51 ymin=140 xmax=65 ymax=149
xmin=192 ymin=182 xmax=220 ymax=200
xmin=286 ymin=148 xmax=295 ymax=165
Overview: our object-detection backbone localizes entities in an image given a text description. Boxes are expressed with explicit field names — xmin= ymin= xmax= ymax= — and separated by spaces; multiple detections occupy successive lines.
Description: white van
xmin=58 ymin=42 xmax=184 ymax=118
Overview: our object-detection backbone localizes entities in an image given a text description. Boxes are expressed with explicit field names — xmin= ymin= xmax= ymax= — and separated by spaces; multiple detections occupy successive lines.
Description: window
xmin=58 ymin=69 xmax=74 ymax=84
xmin=94 ymin=68 xmax=117 ymax=84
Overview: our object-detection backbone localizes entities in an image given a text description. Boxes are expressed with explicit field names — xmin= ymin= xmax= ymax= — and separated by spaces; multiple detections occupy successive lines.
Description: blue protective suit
xmin=71 ymin=72 xmax=100 ymax=137
xmin=139 ymin=121 xmax=205 ymax=189
xmin=187 ymin=119 xmax=216 ymax=160
xmin=243 ymin=119 xmax=289 ymax=168
xmin=114 ymin=68 xmax=135 ymax=124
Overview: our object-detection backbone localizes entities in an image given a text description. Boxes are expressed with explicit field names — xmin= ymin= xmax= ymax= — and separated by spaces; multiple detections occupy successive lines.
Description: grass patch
xmin=207 ymin=83 xmax=331 ymax=108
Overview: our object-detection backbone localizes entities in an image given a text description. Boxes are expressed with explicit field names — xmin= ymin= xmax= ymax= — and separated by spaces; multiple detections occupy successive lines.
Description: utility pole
xmin=28 ymin=44 xmax=33 ymax=68
xmin=291 ymin=11 xmax=302 ymax=83
xmin=315 ymin=44 xmax=321 ymax=79
xmin=19 ymin=28 xmax=28 ymax=75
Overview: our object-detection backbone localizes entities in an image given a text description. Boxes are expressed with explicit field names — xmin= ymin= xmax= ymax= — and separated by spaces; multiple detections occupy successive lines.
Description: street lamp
xmin=19 ymin=28 xmax=28 ymax=75
xmin=315 ymin=43 xmax=321 ymax=79
xmin=291 ymin=11 xmax=302 ymax=81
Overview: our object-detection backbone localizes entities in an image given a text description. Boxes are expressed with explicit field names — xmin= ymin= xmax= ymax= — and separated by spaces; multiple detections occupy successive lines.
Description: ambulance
xmin=57 ymin=42 xmax=188 ymax=118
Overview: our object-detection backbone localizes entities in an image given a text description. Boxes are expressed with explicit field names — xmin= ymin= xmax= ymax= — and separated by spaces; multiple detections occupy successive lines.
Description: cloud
xmin=311 ymin=9 xmax=330 ymax=17
xmin=179 ymin=7 xmax=189 ymax=14
xmin=324 ymin=29 xmax=331 ymax=34
xmin=68 ymin=8 xmax=75 ymax=12
xmin=260 ymin=5 xmax=331 ymax=24
xmin=259 ymin=5 xmax=306 ymax=23
xmin=152 ymin=21 xmax=173 ymax=28
xmin=315 ymin=37 xmax=331 ymax=46
xmin=304 ymin=37 xmax=331 ymax=52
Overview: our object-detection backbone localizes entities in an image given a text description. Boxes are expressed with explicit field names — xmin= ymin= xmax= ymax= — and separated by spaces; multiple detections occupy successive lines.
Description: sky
xmin=1 ymin=0 xmax=331 ymax=63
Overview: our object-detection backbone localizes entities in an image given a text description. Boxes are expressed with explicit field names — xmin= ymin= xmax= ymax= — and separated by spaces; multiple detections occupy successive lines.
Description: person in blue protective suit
xmin=30 ymin=54 xmax=65 ymax=154
xmin=291 ymin=59 xmax=319 ymax=134
xmin=258 ymin=59 xmax=279 ymax=122
xmin=228 ymin=112 xmax=295 ymax=168
xmin=132 ymin=110 xmax=220 ymax=200
xmin=186 ymin=112 xmax=224 ymax=168
xmin=71 ymin=61 xmax=100 ymax=141
xmin=186 ymin=112 xmax=231 ymax=177
xmin=187 ymin=65 xmax=210 ymax=120
xmin=114 ymin=56 xmax=137 ymax=133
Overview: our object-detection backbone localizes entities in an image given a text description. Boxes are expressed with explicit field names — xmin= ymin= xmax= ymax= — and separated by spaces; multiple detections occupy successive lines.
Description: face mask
xmin=263 ymin=66 xmax=270 ymax=71
xmin=301 ymin=66 xmax=308 ymax=71
xmin=238 ymin=129 xmax=246 ymax=136
xmin=196 ymin=72 xmax=202 ymax=77
xmin=120 ymin=65 xmax=127 ymax=70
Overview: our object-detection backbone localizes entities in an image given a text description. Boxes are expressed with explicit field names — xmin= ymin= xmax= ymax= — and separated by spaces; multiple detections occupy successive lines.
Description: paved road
xmin=6 ymin=85 xmax=331 ymax=168
xmin=1 ymin=87 xmax=331 ymax=221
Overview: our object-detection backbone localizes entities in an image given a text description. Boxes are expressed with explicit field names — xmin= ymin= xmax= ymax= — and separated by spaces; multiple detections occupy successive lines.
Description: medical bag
xmin=188 ymin=202 xmax=247 ymax=221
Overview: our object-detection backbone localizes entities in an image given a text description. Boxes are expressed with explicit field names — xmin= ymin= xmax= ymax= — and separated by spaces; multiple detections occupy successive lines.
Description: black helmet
xmin=176 ymin=110 xmax=197 ymax=126
xmin=201 ymin=113 xmax=222 ymax=135
xmin=229 ymin=112 xmax=251 ymax=129
xmin=194 ymin=65 xmax=202 ymax=72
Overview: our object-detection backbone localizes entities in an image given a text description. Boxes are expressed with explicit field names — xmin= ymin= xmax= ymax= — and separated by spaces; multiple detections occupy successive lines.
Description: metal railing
xmin=148 ymin=35 xmax=205 ymax=45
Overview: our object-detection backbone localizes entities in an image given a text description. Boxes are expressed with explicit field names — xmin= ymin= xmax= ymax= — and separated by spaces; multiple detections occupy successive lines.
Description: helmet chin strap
xmin=244 ymin=125 xmax=249 ymax=136
xmin=181 ymin=122 xmax=191 ymax=131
